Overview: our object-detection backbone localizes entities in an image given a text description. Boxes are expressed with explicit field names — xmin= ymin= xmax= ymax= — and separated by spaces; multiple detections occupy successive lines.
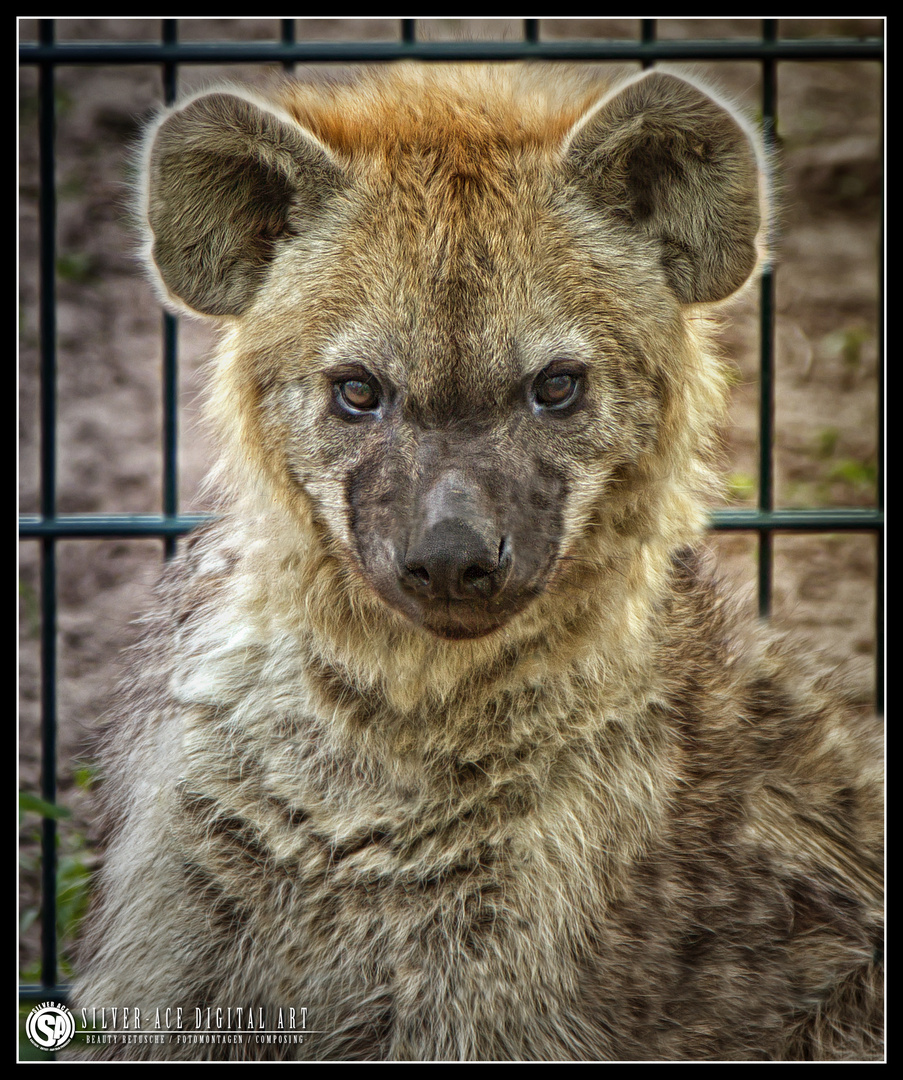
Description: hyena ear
xmin=143 ymin=90 xmax=342 ymax=317
xmin=564 ymin=71 xmax=762 ymax=304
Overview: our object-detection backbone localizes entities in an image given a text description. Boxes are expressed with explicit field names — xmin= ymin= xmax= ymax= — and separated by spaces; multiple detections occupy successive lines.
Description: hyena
xmin=71 ymin=63 xmax=883 ymax=1061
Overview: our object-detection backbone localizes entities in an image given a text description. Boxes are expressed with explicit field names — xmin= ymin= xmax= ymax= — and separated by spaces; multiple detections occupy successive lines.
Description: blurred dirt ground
xmin=18 ymin=18 xmax=883 ymax=978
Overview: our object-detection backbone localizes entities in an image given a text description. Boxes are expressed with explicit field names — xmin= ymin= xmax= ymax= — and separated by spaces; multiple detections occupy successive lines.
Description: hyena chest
xmin=177 ymin=769 xmax=614 ymax=1059
xmin=293 ymin=833 xmax=609 ymax=1060
xmin=176 ymin=752 xmax=816 ymax=1061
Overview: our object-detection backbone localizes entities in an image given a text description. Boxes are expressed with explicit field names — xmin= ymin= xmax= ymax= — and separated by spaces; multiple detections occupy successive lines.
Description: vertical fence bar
xmin=757 ymin=19 xmax=778 ymax=617
xmin=876 ymin=86 xmax=884 ymax=714
xmin=641 ymin=20 xmax=657 ymax=69
xmin=161 ymin=20 xmax=179 ymax=559
xmin=36 ymin=16 xmax=58 ymax=993
xmin=281 ymin=18 xmax=297 ymax=74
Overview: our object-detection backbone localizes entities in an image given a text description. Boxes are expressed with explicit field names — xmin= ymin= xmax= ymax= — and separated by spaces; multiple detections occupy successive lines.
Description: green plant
xmin=726 ymin=471 xmax=756 ymax=503
xmin=814 ymin=427 xmax=840 ymax=459
xmin=828 ymin=458 xmax=878 ymax=490
xmin=56 ymin=251 xmax=98 ymax=284
xmin=821 ymin=326 xmax=871 ymax=371
xmin=19 ymin=792 xmax=92 ymax=982
xmin=18 ymin=580 xmax=40 ymax=638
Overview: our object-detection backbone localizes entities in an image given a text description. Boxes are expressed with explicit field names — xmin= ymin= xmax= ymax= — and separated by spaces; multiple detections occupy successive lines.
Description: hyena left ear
xmin=142 ymin=90 xmax=343 ymax=317
xmin=564 ymin=71 xmax=762 ymax=304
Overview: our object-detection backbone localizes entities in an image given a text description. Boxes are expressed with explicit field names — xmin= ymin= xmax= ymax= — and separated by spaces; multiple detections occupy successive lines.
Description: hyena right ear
xmin=563 ymin=71 xmax=763 ymax=304
xmin=142 ymin=90 xmax=343 ymax=317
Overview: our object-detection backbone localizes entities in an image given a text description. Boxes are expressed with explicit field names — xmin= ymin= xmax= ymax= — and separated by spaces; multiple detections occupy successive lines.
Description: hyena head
xmin=142 ymin=65 xmax=762 ymax=642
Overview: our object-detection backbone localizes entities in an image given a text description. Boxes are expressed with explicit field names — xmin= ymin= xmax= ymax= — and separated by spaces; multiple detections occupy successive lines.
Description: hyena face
xmin=144 ymin=67 xmax=761 ymax=640
xmin=254 ymin=185 xmax=673 ymax=640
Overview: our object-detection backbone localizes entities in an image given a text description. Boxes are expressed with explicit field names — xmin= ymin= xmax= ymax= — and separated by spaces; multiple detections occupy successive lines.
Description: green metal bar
xmin=161 ymin=18 xmax=177 ymax=102
xmin=281 ymin=18 xmax=296 ymax=74
xmin=162 ymin=311 xmax=178 ymax=560
xmin=710 ymin=508 xmax=883 ymax=531
xmin=19 ymin=514 xmax=211 ymax=539
xmin=36 ymin=16 xmax=58 ymax=995
xmin=757 ymin=19 xmax=778 ymax=617
xmin=876 ymin=88 xmax=885 ymax=715
xmin=18 ymin=37 xmax=884 ymax=66
xmin=17 ymin=508 xmax=884 ymax=541
xmin=161 ymin=21 xmax=179 ymax=560
xmin=641 ymin=20 xmax=657 ymax=69
xmin=18 ymin=984 xmax=70 ymax=1005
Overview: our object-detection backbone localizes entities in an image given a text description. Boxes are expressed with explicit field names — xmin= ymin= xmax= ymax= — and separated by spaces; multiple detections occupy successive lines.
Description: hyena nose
xmin=403 ymin=522 xmax=508 ymax=601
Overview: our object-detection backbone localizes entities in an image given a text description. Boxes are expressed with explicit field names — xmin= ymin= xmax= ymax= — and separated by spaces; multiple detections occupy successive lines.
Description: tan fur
xmin=72 ymin=63 xmax=882 ymax=1061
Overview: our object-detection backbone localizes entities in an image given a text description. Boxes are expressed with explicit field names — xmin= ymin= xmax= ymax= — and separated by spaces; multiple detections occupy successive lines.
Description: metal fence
xmin=18 ymin=17 xmax=884 ymax=1007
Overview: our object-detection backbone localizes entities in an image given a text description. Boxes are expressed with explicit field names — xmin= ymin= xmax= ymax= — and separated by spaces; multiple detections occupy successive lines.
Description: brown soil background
xmin=18 ymin=18 xmax=883 ymax=978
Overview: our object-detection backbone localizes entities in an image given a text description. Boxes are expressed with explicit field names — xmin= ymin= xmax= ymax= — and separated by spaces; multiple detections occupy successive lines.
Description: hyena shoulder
xmin=72 ymin=63 xmax=882 ymax=1062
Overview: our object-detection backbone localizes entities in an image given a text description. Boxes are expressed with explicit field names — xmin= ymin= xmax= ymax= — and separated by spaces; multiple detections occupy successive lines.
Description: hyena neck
xmin=171 ymin=512 xmax=680 ymax=890
xmin=173 ymin=503 xmax=686 ymax=748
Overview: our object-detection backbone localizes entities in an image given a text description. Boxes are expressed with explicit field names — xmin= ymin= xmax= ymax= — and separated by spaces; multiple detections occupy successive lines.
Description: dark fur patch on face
xmin=344 ymin=418 xmax=568 ymax=638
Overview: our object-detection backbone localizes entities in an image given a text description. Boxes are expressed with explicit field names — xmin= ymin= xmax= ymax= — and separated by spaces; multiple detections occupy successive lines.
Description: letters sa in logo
xmin=25 ymin=1001 xmax=76 ymax=1052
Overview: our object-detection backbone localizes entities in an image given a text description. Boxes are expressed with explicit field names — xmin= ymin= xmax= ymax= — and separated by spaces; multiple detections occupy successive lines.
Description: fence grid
xmin=19 ymin=18 xmax=884 ymax=1005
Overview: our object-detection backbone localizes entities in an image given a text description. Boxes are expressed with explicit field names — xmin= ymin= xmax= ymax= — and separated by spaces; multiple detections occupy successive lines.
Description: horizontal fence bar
xmin=18 ymin=514 xmax=210 ymax=539
xmin=19 ymin=37 xmax=883 ymax=66
xmin=710 ymin=508 xmax=883 ymax=532
xmin=18 ymin=984 xmax=70 ymax=1005
xmin=18 ymin=508 xmax=884 ymax=541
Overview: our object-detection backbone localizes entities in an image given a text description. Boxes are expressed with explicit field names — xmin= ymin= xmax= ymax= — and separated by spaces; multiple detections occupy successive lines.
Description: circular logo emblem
xmin=25 ymin=1001 xmax=76 ymax=1051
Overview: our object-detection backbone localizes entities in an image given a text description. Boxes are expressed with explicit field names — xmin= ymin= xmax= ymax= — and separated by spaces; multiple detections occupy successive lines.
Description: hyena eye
xmin=532 ymin=365 xmax=584 ymax=411
xmin=336 ymin=378 xmax=381 ymax=414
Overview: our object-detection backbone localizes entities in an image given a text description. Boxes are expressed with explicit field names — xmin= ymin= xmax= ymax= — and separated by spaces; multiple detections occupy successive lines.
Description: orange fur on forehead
xmin=275 ymin=63 xmax=604 ymax=161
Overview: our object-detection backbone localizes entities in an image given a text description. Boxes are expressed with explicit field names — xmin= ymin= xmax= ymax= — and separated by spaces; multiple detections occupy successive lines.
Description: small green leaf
xmin=19 ymin=792 xmax=72 ymax=820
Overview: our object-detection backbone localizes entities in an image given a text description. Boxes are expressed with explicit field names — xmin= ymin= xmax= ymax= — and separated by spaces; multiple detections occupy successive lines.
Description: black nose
xmin=404 ymin=521 xmax=507 ymax=601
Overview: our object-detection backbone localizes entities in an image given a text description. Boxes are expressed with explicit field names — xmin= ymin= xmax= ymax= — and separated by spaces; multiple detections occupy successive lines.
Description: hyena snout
xmin=353 ymin=445 xmax=567 ymax=639
xmin=401 ymin=470 xmax=511 ymax=603
xmin=403 ymin=519 xmax=509 ymax=602
xmin=378 ymin=468 xmax=533 ymax=639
